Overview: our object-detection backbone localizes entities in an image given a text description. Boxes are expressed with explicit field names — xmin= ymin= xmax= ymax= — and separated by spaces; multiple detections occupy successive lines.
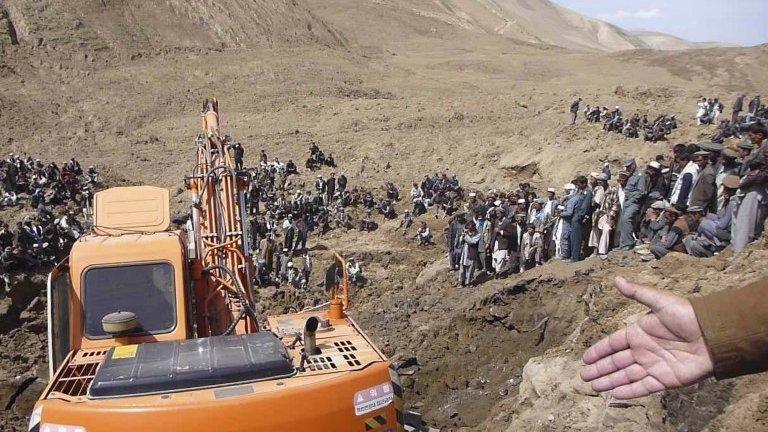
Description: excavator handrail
xmin=330 ymin=252 xmax=350 ymax=310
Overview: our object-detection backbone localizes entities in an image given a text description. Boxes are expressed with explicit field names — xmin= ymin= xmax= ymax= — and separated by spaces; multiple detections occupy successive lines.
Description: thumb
xmin=615 ymin=276 xmax=674 ymax=313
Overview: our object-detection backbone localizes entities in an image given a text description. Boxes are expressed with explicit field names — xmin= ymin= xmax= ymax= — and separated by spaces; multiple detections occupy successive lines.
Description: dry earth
xmin=1 ymin=1 xmax=768 ymax=431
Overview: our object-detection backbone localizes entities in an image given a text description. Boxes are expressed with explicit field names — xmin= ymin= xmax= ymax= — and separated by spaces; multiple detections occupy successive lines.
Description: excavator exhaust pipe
xmin=304 ymin=316 xmax=321 ymax=355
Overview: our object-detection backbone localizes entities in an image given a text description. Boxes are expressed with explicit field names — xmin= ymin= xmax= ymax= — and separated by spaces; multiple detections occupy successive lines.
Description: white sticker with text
xmin=354 ymin=382 xmax=394 ymax=416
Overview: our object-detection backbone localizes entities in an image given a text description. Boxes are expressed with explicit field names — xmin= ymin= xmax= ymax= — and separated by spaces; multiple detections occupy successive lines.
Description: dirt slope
xmin=0 ymin=0 xmax=343 ymax=50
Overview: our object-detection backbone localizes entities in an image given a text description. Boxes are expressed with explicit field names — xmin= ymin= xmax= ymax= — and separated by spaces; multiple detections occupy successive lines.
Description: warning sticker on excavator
xmin=354 ymin=383 xmax=394 ymax=416
xmin=112 ymin=345 xmax=138 ymax=359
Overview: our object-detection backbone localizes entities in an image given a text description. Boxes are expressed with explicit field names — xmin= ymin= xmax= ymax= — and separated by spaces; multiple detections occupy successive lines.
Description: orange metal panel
xmin=36 ymin=362 xmax=400 ymax=432
xmin=68 ymin=232 xmax=190 ymax=350
xmin=93 ymin=186 xmax=170 ymax=235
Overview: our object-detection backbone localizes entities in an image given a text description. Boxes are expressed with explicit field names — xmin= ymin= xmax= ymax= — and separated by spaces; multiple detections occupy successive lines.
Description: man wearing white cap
xmin=645 ymin=160 xmax=666 ymax=198
xmin=287 ymin=261 xmax=300 ymax=288
xmin=314 ymin=174 xmax=326 ymax=201
xmin=347 ymin=257 xmax=362 ymax=285
xmin=639 ymin=200 xmax=668 ymax=245
xmin=515 ymin=198 xmax=527 ymax=215
xmin=465 ymin=192 xmax=479 ymax=214
xmin=543 ymin=187 xmax=558 ymax=217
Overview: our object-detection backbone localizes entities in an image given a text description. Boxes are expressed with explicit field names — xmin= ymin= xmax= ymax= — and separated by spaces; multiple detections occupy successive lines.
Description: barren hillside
xmin=0 ymin=1 xmax=767 ymax=432
xmin=304 ymin=0 xmax=727 ymax=53
xmin=631 ymin=30 xmax=738 ymax=51
xmin=0 ymin=0 xmax=343 ymax=50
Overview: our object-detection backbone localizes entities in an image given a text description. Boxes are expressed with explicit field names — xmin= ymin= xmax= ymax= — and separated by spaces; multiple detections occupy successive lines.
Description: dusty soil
xmin=2 ymin=1 xmax=768 ymax=431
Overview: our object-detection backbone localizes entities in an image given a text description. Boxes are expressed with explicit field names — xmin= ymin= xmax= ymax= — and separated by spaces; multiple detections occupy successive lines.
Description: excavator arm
xmin=186 ymin=98 xmax=258 ymax=337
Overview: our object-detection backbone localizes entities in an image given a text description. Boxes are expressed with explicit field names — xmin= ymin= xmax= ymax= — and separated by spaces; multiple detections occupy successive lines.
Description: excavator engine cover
xmin=89 ymin=332 xmax=295 ymax=398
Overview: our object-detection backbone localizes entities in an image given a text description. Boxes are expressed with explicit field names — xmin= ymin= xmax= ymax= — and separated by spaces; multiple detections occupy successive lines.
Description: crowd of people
xmin=305 ymin=142 xmax=336 ymax=171
xmin=708 ymin=94 xmax=766 ymax=143
xmin=245 ymin=143 xmax=402 ymax=289
xmin=0 ymin=154 xmax=94 ymax=288
xmin=695 ymin=97 xmax=725 ymax=125
xmin=240 ymin=95 xmax=768 ymax=290
xmin=439 ymin=119 xmax=768 ymax=287
xmin=5 ymin=93 xmax=768 ymax=297
xmin=573 ymin=99 xmax=677 ymax=143
xmin=241 ymin=140 xmax=481 ymax=290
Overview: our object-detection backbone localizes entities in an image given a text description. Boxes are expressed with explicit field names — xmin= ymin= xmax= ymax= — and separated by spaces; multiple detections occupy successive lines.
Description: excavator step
xmin=404 ymin=411 xmax=441 ymax=432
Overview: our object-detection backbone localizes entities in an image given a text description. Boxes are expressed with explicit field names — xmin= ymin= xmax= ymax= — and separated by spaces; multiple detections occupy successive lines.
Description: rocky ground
xmin=2 ymin=1 xmax=768 ymax=431
xmin=324 ymin=214 xmax=768 ymax=431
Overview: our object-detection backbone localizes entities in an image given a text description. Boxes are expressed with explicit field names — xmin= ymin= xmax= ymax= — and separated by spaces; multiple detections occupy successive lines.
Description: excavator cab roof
xmin=93 ymin=186 xmax=171 ymax=236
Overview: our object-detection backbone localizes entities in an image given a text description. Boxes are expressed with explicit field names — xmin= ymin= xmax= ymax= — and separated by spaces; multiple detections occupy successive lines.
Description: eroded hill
xmin=0 ymin=0 xmax=343 ymax=50
xmin=0 ymin=1 xmax=766 ymax=432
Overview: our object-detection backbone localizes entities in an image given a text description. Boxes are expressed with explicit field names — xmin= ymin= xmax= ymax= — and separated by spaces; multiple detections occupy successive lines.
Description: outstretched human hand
xmin=580 ymin=277 xmax=714 ymax=399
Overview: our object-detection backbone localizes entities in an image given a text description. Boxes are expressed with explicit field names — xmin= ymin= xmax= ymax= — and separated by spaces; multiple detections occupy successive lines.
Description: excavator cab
xmin=46 ymin=186 xmax=189 ymax=373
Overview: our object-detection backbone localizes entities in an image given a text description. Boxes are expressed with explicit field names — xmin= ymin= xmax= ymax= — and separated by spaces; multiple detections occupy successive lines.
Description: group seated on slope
xmin=582 ymin=104 xmax=677 ymax=142
xmin=709 ymin=93 xmax=768 ymax=144
xmin=0 ymin=154 xmax=95 ymax=286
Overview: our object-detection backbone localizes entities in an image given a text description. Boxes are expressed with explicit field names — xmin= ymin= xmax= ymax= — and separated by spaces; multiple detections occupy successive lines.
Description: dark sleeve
xmin=661 ymin=227 xmax=680 ymax=249
xmin=746 ymin=145 xmax=768 ymax=170
xmin=690 ymin=277 xmax=768 ymax=380
xmin=602 ymin=165 xmax=612 ymax=180
xmin=715 ymin=202 xmax=735 ymax=230
xmin=703 ymin=174 xmax=716 ymax=203
xmin=677 ymin=173 xmax=693 ymax=207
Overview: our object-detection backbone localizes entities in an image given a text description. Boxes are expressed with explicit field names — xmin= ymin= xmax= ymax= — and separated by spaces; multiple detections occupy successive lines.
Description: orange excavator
xmin=30 ymin=100 xmax=405 ymax=432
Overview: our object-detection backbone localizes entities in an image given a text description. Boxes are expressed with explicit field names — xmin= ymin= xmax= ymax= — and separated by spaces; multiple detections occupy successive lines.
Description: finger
xmin=582 ymin=327 xmax=629 ymax=365
xmin=580 ymin=349 xmax=635 ymax=381
xmin=611 ymin=375 xmax=666 ymax=400
xmin=591 ymin=363 xmax=647 ymax=392
xmin=615 ymin=276 xmax=677 ymax=313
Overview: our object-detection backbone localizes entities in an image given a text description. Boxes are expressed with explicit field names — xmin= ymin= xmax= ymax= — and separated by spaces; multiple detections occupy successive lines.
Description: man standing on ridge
xmin=732 ymin=93 xmax=745 ymax=123
xmin=570 ymin=97 xmax=582 ymax=125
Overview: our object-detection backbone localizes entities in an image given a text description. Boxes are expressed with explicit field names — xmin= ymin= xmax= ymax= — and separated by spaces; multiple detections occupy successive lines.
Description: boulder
xmin=509 ymin=355 xmax=663 ymax=431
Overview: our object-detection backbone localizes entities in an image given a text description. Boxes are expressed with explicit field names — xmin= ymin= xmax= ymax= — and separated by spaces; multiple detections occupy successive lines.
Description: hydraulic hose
xmin=202 ymin=264 xmax=259 ymax=334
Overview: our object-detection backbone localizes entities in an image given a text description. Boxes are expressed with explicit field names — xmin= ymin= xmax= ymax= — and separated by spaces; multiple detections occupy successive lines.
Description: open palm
xmin=580 ymin=277 xmax=714 ymax=399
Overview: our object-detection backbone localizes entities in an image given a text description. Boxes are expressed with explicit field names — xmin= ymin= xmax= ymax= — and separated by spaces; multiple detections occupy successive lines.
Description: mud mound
xmin=0 ymin=274 xmax=47 ymax=432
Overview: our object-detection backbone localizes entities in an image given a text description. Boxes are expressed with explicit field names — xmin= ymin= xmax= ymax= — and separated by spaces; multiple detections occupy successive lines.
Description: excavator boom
xmin=186 ymin=98 xmax=257 ymax=337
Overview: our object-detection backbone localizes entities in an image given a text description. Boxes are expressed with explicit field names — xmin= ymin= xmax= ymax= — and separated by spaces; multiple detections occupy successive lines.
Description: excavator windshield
xmin=82 ymin=262 xmax=177 ymax=339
